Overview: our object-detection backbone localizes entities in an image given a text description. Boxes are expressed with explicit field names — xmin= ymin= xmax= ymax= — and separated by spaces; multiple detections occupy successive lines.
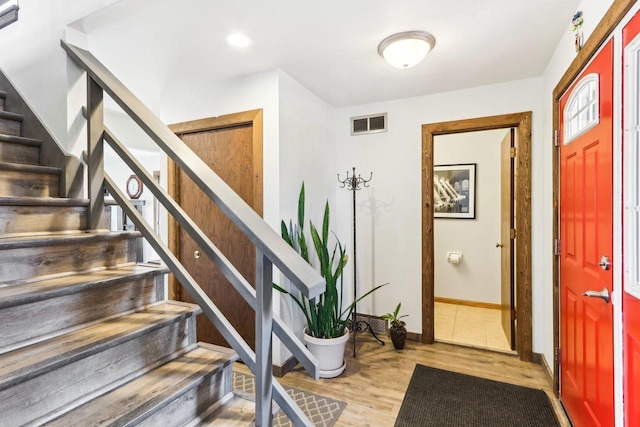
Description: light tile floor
xmin=434 ymin=301 xmax=514 ymax=352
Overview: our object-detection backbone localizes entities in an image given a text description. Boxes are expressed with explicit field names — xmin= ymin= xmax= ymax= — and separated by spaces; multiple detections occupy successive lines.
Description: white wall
xmin=0 ymin=0 xmax=119 ymax=150
xmin=158 ymin=70 xmax=281 ymax=230
xmin=434 ymin=130 xmax=506 ymax=305
xmin=276 ymin=71 xmax=337 ymax=362
xmin=334 ymin=77 xmax=544 ymax=341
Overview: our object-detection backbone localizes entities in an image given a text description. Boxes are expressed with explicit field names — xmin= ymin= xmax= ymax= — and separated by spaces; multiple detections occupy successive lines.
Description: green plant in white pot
xmin=274 ymin=183 xmax=385 ymax=377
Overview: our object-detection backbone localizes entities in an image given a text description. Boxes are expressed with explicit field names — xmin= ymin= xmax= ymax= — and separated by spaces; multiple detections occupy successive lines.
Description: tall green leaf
xmin=273 ymin=182 xmax=387 ymax=339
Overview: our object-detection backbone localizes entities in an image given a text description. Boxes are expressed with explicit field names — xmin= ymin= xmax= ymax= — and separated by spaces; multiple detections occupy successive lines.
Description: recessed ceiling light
xmin=227 ymin=33 xmax=251 ymax=48
xmin=378 ymin=31 xmax=436 ymax=68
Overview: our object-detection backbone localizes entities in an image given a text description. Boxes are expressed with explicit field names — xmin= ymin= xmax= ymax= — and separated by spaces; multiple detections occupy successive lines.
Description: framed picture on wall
xmin=434 ymin=163 xmax=476 ymax=219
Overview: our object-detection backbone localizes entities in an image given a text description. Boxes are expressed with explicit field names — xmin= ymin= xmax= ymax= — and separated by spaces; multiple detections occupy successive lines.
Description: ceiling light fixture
xmin=227 ymin=33 xmax=251 ymax=48
xmin=378 ymin=31 xmax=436 ymax=68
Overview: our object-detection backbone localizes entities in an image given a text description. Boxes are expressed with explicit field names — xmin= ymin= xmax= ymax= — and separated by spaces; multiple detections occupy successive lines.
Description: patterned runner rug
xmin=233 ymin=371 xmax=347 ymax=427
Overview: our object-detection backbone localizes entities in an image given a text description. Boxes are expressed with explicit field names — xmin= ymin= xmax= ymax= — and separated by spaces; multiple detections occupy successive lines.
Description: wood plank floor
xmin=235 ymin=335 xmax=571 ymax=426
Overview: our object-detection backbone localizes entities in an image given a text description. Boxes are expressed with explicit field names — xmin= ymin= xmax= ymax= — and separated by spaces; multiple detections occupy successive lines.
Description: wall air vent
xmin=351 ymin=113 xmax=387 ymax=135
xmin=355 ymin=314 xmax=387 ymax=335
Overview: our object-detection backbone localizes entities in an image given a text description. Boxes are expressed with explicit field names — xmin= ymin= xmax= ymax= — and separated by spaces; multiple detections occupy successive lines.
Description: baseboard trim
xmin=406 ymin=331 xmax=422 ymax=342
xmin=273 ymin=356 xmax=298 ymax=377
xmin=434 ymin=297 xmax=501 ymax=311
xmin=537 ymin=352 xmax=554 ymax=388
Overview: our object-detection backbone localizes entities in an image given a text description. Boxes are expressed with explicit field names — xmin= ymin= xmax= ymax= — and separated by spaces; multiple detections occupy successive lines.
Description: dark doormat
xmin=395 ymin=364 xmax=560 ymax=427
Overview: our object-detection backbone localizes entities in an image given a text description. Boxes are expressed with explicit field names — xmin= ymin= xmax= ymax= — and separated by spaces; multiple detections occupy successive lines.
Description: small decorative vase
xmin=389 ymin=321 xmax=407 ymax=350
xmin=303 ymin=328 xmax=349 ymax=378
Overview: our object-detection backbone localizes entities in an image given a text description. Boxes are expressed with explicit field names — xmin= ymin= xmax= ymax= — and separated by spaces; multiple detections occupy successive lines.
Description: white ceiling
xmin=72 ymin=0 xmax=582 ymax=108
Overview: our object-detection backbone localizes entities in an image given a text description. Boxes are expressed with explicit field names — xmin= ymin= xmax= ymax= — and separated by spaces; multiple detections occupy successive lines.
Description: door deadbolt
xmin=598 ymin=255 xmax=611 ymax=271
xmin=194 ymin=250 xmax=201 ymax=259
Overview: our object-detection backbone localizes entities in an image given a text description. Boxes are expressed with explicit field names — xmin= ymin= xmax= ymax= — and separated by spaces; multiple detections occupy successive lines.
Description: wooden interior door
xmin=623 ymin=13 xmax=640 ymax=427
xmin=169 ymin=110 xmax=263 ymax=349
xmin=500 ymin=129 xmax=515 ymax=350
xmin=559 ymin=40 xmax=614 ymax=426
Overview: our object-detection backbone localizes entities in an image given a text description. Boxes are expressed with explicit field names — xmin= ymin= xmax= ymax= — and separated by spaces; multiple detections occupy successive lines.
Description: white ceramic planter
xmin=303 ymin=328 xmax=349 ymax=378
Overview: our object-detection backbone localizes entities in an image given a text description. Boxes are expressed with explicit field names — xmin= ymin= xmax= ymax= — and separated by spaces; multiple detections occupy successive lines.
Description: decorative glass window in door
xmin=563 ymin=73 xmax=599 ymax=144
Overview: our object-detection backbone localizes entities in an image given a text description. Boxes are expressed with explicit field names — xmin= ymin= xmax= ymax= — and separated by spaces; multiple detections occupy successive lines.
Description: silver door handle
xmin=582 ymin=287 xmax=610 ymax=304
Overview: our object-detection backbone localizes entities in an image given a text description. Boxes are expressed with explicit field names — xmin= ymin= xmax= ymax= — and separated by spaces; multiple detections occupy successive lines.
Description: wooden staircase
xmin=0 ymin=91 xmax=257 ymax=425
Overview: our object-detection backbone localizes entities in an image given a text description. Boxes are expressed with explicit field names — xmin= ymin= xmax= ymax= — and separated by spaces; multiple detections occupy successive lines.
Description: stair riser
xmin=0 ymin=275 xmax=164 ymax=354
xmin=0 ymin=238 xmax=136 ymax=284
xmin=0 ymin=169 xmax=59 ymax=197
xmin=0 ymin=205 xmax=87 ymax=235
xmin=0 ymin=97 xmax=4 ymax=111
xmin=0 ymin=141 xmax=39 ymax=165
xmin=0 ymin=116 xmax=20 ymax=136
xmin=1 ymin=317 xmax=195 ymax=426
xmin=138 ymin=369 xmax=231 ymax=427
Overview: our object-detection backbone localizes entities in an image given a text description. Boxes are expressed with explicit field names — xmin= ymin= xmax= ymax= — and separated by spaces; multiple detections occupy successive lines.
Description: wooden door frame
xmin=552 ymin=0 xmax=635 ymax=395
xmin=166 ymin=109 xmax=263 ymax=300
xmin=422 ymin=112 xmax=533 ymax=362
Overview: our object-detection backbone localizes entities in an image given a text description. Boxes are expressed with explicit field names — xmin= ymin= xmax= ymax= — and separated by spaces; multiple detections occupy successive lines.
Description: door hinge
xmin=510 ymin=228 xmax=517 ymax=239
xmin=512 ymin=308 xmax=517 ymax=321
xmin=510 ymin=147 xmax=517 ymax=158
xmin=554 ymin=129 xmax=559 ymax=147
xmin=554 ymin=238 xmax=560 ymax=256
xmin=555 ymin=347 xmax=560 ymax=362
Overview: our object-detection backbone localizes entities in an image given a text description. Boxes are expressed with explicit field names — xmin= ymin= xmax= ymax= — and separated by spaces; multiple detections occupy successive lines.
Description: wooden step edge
xmin=0 ymin=133 xmax=42 ymax=146
xmin=0 ymin=262 xmax=138 ymax=288
xmin=0 ymin=160 xmax=61 ymax=175
xmin=0 ymin=196 xmax=89 ymax=207
xmin=36 ymin=343 xmax=200 ymax=426
xmin=44 ymin=345 xmax=238 ymax=427
xmin=0 ymin=110 xmax=23 ymax=122
xmin=190 ymin=394 xmax=256 ymax=427
xmin=0 ymin=286 xmax=169 ymax=357
xmin=0 ymin=264 xmax=169 ymax=309
xmin=0 ymin=230 xmax=141 ymax=249
xmin=0 ymin=301 xmax=200 ymax=391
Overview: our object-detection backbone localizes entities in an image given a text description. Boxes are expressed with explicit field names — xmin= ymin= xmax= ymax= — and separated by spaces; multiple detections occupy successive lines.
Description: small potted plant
xmin=382 ymin=302 xmax=408 ymax=350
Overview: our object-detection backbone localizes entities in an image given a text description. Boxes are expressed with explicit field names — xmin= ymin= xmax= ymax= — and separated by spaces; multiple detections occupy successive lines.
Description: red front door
xmin=623 ymin=13 xmax=640 ymax=427
xmin=559 ymin=40 xmax=614 ymax=426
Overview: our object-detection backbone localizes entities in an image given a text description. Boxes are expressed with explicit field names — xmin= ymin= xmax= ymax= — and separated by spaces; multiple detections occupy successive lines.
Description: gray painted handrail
xmin=104 ymin=127 xmax=320 ymax=380
xmin=104 ymin=175 xmax=312 ymax=427
xmin=62 ymin=40 xmax=324 ymax=300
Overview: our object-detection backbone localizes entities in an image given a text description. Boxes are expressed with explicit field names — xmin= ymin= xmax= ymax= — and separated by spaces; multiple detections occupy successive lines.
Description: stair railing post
xmin=255 ymin=249 xmax=273 ymax=427
xmin=87 ymin=76 xmax=106 ymax=230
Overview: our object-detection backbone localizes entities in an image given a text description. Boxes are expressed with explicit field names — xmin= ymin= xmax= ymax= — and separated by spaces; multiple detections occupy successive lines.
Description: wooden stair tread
xmin=48 ymin=344 xmax=238 ymax=427
xmin=0 ymin=301 xmax=201 ymax=390
xmin=0 ymin=196 xmax=89 ymax=207
xmin=0 ymin=160 xmax=61 ymax=175
xmin=196 ymin=395 xmax=256 ymax=426
xmin=0 ymin=133 xmax=42 ymax=146
xmin=0 ymin=264 xmax=168 ymax=308
xmin=0 ymin=230 xmax=141 ymax=248
xmin=0 ymin=110 xmax=23 ymax=122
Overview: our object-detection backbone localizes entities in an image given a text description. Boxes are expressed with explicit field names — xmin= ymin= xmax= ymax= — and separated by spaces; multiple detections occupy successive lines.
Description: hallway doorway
xmin=421 ymin=112 xmax=533 ymax=362
xmin=431 ymin=128 xmax=516 ymax=353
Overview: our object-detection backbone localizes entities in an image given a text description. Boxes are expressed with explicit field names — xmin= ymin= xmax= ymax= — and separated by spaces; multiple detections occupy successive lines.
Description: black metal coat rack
xmin=338 ymin=167 xmax=384 ymax=357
